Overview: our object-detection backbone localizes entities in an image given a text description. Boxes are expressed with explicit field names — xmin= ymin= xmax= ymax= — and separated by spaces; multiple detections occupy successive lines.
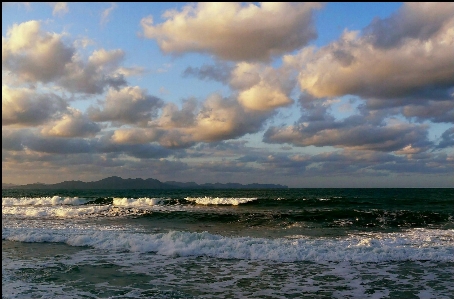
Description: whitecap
xmin=184 ymin=197 xmax=257 ymax=205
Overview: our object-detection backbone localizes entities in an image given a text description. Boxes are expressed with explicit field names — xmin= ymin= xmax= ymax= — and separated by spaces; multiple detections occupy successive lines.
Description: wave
xmin=2 ymin=196 xmax=90 ymax=206
xmin=2 ymin=205 xmax=112 ymax=218
xmin=184 ymin=196 xmax=257 ymax=205
xmin=113 ymin=197 xmax=163 ymax=207
xmin=2 ymin=227 xmax=453 ymax=263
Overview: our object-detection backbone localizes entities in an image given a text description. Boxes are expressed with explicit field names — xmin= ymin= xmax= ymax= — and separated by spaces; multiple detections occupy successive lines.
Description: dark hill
xmin=5 ymin=176 xmax=288 ymax=189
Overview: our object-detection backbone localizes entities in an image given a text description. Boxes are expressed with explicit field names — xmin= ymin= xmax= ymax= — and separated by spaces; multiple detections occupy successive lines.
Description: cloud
xmin=88 ymin=86 xmax=163 ymax=126
xmin=2 ymin=128 xmax=172 ymax=159
xmin=159 ymin=94 xmax=272 ymax=144
xmin=293 ymin=3 xmax=454 ymax=101
xmin=101 ymin=3 xmax=117 ymax=26
xmin=231 ymin=62 xmax=296 ymax=111
xmin=141 ymin=2 xmax=322 ymax=61
xmin=263 ymin=99 xmax=432 ymax=152
xmin=182 ymin=63 xmax=232 ymax=83
xmin=49 ymin=2 xmax=69 ymax=17
xmin=2 ymin=86 xmax=67 ymax=127
xmin=402 ymin=100 xmax=454 ymax=123
xmin=41 ymin=108 xmax=101 ymax=137
xmin=264 ymin=122 xmax=430 ymax=152
xmin=238 ymin=84 xmax=291 ymax=111
xmin=437 ymin=127 xmax=454 ymax=148
xmin=59 ymin=48 xmax=127 ymax=94
xmin=183 ymin=60 xmax=297 ymax=112
xmin=363 ymin=3 xmax=454 ymax=49
xmin=2 ymin=21 xmax=128 ymax=94
xmin=117 ymin=66 xmax=146 ymax=77
xmin=2 ymin=20 xmax=74 ymax=83
xmin=112 ymin=94 xmax=272 ymax=148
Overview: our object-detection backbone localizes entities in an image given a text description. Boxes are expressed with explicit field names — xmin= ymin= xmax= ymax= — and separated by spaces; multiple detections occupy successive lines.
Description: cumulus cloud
xmin=363 ymin=2 xmax=454 ymax=49
xmin=2 ymin=20 xmax=74 ymax=83
xmin=112 ymin=94 xmax=271 ymax=148
xmin=2 ymin=20 xmax=129 ymax=94
xmin=141 ymin=2 xmax=322 ymax=62
xmin=264 ymin=99 xmax=432 ymax=152
xmin=41 ymin=108 xmax=101 ymax=137
xmin=88 ymin=86 xmax=163 ymax=126
xmin=2 ymin=86 xmax=67 ymax=127
xmin=231 ymin=62 xmax=296 ymax=111
xmin=184 ymin=60 xmax=298 ymax=112
xmin=59 ymin=48 xmax=127 ymax=94
xmin=293 ymin=2 xmax=454 ymax=101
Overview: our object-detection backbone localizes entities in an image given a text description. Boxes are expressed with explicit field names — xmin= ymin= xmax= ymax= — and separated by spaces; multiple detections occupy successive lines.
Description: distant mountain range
xmin=2 ymin=176 xmax=288 ymax=189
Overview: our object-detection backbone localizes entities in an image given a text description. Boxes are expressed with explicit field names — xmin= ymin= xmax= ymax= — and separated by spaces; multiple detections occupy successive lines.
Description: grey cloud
xmin=372 ymin=153 xmax=454 ymax=174
xmin=88 ymin=86 xmax=164 ymax=126
xmin=264 ymin=123 xmax=430 ymax=152
xmin=236 ymin=148 xmax=453 ymax=178
xmin=363 ymin=3 xmax=454 ymax=48
xmin=58 ymin=49 xmax=128 ymax=94
xmin=2 ymin=128 xmax=172 ymax=159
xmin=3 ymin=21 xmax=129 ymax=94
xmin=402 ymin=100 xmax=454 ymax=124
xmin=41 ymin=110 xmax=101 ymax=138
xmin=2 ymin=129 xmax=32 ymax=151
xmin=2 ymin=21 xmax=74 ymax=83
xmin=25 ymin=135 xmax=96 ymax=154
xmin=2 ymin=87 xmax=68 ymax=126
xmin=332 ymin=49 xmax=355 ymax=67
xmin=182 ymin=64 xmax=232 ymax=83
xmin=264 ymin=100 xmax=432 ymax=152
xmin=110 ymin=93 xmax=274 ymax=150
xmin=437 ymin=127 xmax=454 ymax=148
xmin=294 ymin=3 xmax=454 ymax=110
xmin=59 ymin=72 xmax=127 ymax=95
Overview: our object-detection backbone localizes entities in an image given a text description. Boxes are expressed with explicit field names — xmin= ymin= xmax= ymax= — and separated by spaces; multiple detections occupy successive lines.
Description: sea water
xmin=2 ymin=188 xmax=453 ymax=298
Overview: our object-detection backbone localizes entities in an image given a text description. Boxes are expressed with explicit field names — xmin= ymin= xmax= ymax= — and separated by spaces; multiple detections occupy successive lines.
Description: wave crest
xmin=2 ymin=196 xmax=89 ymax=206
xmin=184 ymin=197 xmax=257 ymax=205
xmin=113 ymin=197 xmax=162 ymax=207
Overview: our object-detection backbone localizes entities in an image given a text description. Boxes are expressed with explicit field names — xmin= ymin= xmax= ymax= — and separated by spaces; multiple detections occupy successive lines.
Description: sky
xmin=2 ymin=2 xmax=454 ymax=187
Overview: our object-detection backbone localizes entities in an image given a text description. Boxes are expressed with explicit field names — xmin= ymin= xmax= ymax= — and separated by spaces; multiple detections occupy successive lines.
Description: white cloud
xmin=49 ymin=2 xmax=69 ymax=17
xmin=2 ymin=20 xmax=74 ymax=83
xmin=141 ymin=2 xmax=322 ymax=61
xmin=2 ymin=21 xmax=128 ymax=94
xmin=101 ymin=3 xmax=117 ymax=26
xmin=231 ymin=62 xmax=295 ymax=111
xmin=293 ymin=3 xmax=454 ymax=100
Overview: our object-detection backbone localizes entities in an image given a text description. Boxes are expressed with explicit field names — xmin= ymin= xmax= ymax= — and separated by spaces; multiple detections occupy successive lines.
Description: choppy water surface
xmin=2 ymin=188 xmax=454 ymax=298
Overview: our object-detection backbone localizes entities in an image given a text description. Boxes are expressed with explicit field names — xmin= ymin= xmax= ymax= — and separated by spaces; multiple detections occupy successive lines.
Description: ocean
xmin=2 ymin=188 xmax=453 ymax=299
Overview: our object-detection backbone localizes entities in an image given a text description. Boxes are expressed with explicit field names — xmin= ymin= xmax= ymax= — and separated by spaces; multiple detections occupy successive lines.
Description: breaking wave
xmin=2 ymin=227 xmax=453 ymax=263
xmin=184 ymin=197 xmax=257 ymax=205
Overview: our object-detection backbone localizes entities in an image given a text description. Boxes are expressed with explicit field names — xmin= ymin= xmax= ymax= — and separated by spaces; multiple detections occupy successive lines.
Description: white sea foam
xmin=2 ymin=205 xmax=112 ymax=218
xmin=185 ymin=196 xmax=257 ymax=205
xmin=2 ymin=227 xmax=453 ymax=263
xmin=2 ymin=196 xmax=90 ymax=206
xmin=113 ymin=197 xmax=162 ymax=207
